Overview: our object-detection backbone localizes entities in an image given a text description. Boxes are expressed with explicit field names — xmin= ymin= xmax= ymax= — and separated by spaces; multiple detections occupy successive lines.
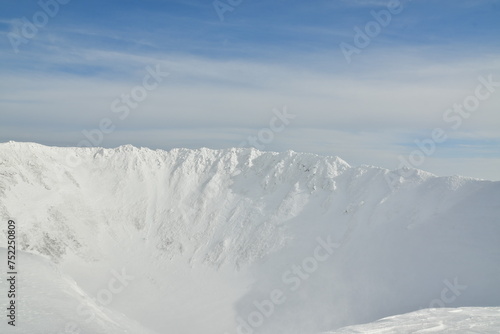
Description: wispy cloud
xmin=0 ymin=0 xmax=499 ymax=180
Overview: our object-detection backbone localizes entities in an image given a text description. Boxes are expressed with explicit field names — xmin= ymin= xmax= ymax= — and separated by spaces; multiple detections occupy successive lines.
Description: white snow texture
xmin=0 ymin=142 xmax=499 ymax=334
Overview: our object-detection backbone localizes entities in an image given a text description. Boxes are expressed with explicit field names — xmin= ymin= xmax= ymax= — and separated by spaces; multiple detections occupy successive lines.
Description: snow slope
xmin=0 ymin=141 xmax=499 ymax=333
xmin=326 ymin=307 xmax=500 ymax=333
xmin=0 ymin=247 xmax=157 ymax=334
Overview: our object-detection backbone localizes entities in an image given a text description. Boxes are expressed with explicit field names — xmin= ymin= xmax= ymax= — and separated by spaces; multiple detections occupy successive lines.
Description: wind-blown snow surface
xmin=326 ymin=307 xmax=500 ymax=333
xmin=0 ymin=142 xmax=499 ymax=333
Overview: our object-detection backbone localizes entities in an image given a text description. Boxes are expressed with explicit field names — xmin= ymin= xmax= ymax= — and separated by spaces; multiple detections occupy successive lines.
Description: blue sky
xmin=0 ymin=0 xmax=499 ymax=180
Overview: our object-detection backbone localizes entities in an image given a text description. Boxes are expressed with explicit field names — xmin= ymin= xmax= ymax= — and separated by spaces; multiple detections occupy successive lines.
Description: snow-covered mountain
xmin=0 ymin=141 xmax=499 ymax=334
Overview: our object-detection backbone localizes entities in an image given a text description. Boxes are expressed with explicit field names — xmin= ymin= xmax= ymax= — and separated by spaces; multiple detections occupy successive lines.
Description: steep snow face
xmin=0 ymin=142 xmax=499 ymax=334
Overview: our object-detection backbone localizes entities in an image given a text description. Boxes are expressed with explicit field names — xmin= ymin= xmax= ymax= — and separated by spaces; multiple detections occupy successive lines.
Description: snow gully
xmin=226 ymin=236 xmax=340 ymax=334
